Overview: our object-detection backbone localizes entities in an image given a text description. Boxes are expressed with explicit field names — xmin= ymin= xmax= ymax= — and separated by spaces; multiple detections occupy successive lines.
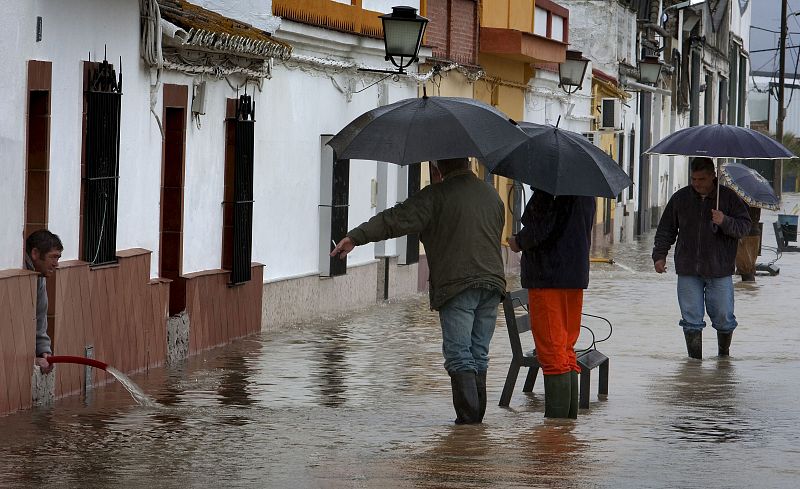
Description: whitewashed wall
xmin=0 ymin=0 xmax=153 ymax=270
xmin=0 ymin=1 xmax=36 ymax=269
xmin=362 ymin=1 xmax=421 ymax=14
xmin=257 ymin=22 xmax=419 ymax=282
xmin=193 ymin=0 xmax=280 ymax=32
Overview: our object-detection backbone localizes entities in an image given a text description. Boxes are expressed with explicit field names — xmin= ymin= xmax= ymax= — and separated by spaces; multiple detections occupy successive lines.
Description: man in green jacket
xmin=331 ymin=158 xmax=506 ymax=424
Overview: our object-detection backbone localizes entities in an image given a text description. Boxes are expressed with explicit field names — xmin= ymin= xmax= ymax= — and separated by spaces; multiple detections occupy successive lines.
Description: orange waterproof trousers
xmin=528 ymin=289 xmax=584 ymax=375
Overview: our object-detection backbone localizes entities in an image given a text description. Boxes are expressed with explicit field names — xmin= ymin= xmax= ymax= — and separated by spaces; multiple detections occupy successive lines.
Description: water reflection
xmin=217 ymin=353 xmax=256 ymax=407
xmin=520 ymin=422 xmax=586 ymax=488
xmin=312 ymin=322 xmax=351 ymax=407
xmin=647 ymin=359 xmax=759 ymax=444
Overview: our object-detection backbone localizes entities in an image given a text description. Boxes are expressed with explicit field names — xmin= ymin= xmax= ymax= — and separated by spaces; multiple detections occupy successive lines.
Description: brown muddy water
xmin=1 ymin=201 xmax=799 ymax=488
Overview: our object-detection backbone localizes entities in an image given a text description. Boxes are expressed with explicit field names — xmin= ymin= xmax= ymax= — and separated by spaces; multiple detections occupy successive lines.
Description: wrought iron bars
xmin=230 ymin=94 xmax=255 ymax=285
xmin=84 ymin=54 xmax=122 ymax=266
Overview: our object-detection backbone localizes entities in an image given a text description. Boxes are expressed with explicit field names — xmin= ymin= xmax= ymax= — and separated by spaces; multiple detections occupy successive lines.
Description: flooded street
xmin=2 ymin=200 xmax=800 ymax=488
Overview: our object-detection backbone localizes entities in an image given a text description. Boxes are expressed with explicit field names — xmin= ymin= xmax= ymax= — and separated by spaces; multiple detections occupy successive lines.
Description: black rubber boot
xmin=543 ymin=372 xmax=572 ymax=418
xmin=475 ymin=370 xmax=487 ymax=422
xmin=717 ymin=331 xmax=733 ymax=356
xmin=568 ymin=371 xmax=579 ymax=419
xmin=449 ymin=370 xmax=480 ymax=424
xmin=684 ymin=330 xmax=702 ymax=359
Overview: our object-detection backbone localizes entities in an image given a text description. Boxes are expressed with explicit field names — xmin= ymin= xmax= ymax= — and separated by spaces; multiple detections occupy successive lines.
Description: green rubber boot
xmin=475 ymin=370 xmax=487 ymax=422
xmin=568 ymin=371 xmax=579 ymax=419
xmin=543 ymin=372 xmax=572 ymax=418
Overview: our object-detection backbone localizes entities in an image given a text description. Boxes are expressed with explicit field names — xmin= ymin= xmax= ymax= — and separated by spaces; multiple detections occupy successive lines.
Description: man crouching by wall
xmin=25 ymin=229 xmax=63 ymax=374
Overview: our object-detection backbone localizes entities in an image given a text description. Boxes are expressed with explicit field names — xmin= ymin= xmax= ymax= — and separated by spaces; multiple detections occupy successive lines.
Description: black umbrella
xmin=327 ymin=95 xmax=527 ymax=165
xmin=486 ymin=122 xmax=633 ymax=198
xmin=719 ymin=162 xmax=780 ymax=211
xmin=646 ymin=123 xmax=796 ymax=208
xmin=646 ymin=123 xmax=795 ymax=159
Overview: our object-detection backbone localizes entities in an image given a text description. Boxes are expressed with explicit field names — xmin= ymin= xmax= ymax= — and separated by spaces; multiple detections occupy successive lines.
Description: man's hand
xmin=508 ymin=235 xmax=521 ymax=253
xmin=330 ymin=237 xmax=356 ymax=259
xmin=654 ymin=259 xmax=667 ymax=274
xmin=711 ymin=209 xmax=725 ymax=225
xmin=35 ymin=353 xmax=53 ymax=374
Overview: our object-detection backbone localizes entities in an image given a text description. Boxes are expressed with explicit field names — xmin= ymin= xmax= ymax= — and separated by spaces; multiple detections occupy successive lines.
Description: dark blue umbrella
xmin=485 ymin=122 xmax=633 ymax=198
xmin=646 ymin=124 xmax=795 ymax=159
xmin=719 ymin=162 xmax=780 ymax=211
xmin=647 ymin=123 xmax=795 ymax=208
xmin=327 ymin=95 xmax=527 ymax=165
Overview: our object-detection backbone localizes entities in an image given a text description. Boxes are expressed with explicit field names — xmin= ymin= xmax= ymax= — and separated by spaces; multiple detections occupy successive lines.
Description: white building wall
xmin=0 ymin=0 xmax=153 ymax=270
xmin=257 ymin=22 xmax=418 ymax=282
xmin=0 ymin=2 xmax=36 ymax=269
xmin=192 ymin=0 xmax=280 ymax=32
xmin=362 ymin=0 xmax=421 ymax=13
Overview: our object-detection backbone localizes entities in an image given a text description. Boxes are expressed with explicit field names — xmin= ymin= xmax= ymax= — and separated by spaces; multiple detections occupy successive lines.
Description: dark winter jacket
xmin=347 ymin=169 xmax=506 ymax=310
xmin=652 ymin=183 xmax=751 ymax=278
xmin=515 ymin=191 xmax=596 ymax=289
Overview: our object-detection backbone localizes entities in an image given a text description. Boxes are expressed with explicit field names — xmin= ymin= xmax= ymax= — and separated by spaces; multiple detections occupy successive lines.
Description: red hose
xmin=46 ymin=355 xmax=108 ymax=371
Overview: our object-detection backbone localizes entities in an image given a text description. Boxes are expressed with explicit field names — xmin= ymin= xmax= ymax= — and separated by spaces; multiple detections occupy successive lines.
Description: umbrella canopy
xmin=327 ymin=96 xmax=528 ymax=165
xmin=486 ymin=122 xmax=633 ymax=198
xmin=646 ymin=124 xmax=796 ymax=159
xmin=719 ymin=161 xmax=780 ymax=211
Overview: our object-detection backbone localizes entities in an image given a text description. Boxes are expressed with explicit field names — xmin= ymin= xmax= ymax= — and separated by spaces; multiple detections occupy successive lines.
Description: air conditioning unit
xmin=600 ymin=98 xmax=622 ymax=130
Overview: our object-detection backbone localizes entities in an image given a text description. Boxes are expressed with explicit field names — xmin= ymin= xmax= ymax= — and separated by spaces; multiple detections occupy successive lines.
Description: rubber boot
xmin=684 ymin=330 xmax=702 ymax=359
xmin=543 ymin=372 xmax=572 ymax=418
xmin=475 ymin=370 xmax=487 ymax=422
xmin=568 ymin=371 xmax=579 ymax=419
xmin=717 ymin=331 xmax=733 ymax=356
xmin=449 ymin=370 xmax=480 ymax=424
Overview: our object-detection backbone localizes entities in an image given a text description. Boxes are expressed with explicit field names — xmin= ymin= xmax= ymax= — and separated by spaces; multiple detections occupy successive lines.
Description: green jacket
xmin=347 ymin=169 xmax=506 ymax=310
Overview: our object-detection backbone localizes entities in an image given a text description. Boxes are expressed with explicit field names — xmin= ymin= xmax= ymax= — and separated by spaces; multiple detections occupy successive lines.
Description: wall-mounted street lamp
xmin=638 ymin=55 xmax=664 ymax=85
xmin=379 ymin=6 xmax=429 ymax=74
xmin=558 ymin=50 xmax=590 ymax=94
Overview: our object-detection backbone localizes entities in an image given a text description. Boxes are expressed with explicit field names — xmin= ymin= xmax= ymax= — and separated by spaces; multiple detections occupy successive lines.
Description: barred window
xmin=83 ymin=57 xmax=122 ymax=266
xmin=319 ymin=135 xmax=349 ymax=277
xmin=223 ymin=94 xmax=255 ymax=285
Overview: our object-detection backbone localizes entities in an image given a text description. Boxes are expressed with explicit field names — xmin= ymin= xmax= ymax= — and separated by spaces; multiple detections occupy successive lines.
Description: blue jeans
xmin=438 ymin=287 xmax=502 ymax=373
xmin=676 ymin=275 xmax=737 ymax=333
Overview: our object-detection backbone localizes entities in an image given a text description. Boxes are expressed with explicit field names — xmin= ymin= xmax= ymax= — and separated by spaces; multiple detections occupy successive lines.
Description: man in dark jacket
xmin=652 ymin=157 xmax=751 ymax=359
xmin=331 ymin=158 xmax=506 ymax=424
xmin=508 ymin=190 xmax=596 ymax=418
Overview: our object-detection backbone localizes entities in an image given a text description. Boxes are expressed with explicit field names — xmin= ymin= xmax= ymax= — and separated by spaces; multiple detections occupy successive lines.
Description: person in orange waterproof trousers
xmin=509 ymin=190 xmax=595 ymax=418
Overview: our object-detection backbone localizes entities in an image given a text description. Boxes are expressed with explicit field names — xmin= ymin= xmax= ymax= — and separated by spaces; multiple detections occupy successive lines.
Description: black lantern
xmin=380 ymin=6 xmax=428 ymax=74
xmin=558 ymin=50 xmax=590 ymax=94
xmin=638 ymin=55 xmax=664 ymax=85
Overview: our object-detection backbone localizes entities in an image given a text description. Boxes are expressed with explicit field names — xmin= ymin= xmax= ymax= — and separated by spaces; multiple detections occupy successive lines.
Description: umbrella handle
xmin=716 ymin=158 xmax=720 ymax=210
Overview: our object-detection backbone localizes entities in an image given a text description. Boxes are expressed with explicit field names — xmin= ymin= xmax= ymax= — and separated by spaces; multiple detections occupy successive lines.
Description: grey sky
xmin=750 ymin=0 xmax=800 ymax=75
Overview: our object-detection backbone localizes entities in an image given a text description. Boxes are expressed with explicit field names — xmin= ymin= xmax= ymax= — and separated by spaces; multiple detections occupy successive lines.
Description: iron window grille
xmin=328 ymin=156 xmax=350 ymax=277
xmin=84 ymin=56 xmax=122 ymax=266
xmin=399 ymin=163 xmax=420 ymax=265
xmin=228 ymin=94 xmax=255 ymax=285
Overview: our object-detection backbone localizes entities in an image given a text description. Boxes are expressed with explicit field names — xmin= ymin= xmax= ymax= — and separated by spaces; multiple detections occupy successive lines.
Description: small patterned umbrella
xmin=719 ymin=161 xmax=780 ymax=211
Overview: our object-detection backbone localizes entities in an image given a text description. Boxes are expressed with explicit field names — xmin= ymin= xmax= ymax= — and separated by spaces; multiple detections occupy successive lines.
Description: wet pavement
xmin=2 ymin=197 xmax=800 ymax=488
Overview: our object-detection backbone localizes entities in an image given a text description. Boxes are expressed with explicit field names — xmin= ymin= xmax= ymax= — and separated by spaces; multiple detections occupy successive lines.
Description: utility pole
xmin=776 ymin=0 xmax=788 ymax=197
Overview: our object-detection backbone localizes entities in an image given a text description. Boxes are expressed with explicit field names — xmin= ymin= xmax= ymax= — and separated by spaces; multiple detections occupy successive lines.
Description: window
xmin=223 ymin=95 xmax=255 ymax=285
xmin=628 ymin=128 xmax=635 ymax=201
xmin=25 ymin=61 xmax=52 ymax=244
xmin=397 ymin=164 xmax=420 ymax=265
xmin=617 ymin=133 xmax=625 ymax=203
xmin=83 ymin=58 xmax=122 ymax=266
xmin=704 ymin=72 xmax=714 ymax=125
xmin=319 ymin=136 xmax=349 ymax=277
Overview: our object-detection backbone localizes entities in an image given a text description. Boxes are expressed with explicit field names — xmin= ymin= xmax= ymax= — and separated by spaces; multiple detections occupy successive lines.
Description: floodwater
xmin=2 ymin=199 xmax=799 ymax=488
